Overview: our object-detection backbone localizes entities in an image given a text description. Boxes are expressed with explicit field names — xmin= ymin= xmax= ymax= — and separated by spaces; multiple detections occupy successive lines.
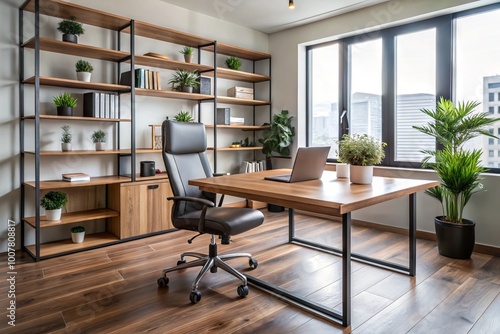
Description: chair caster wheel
xmin=249 ymin=258 xmax=258 ymax=269
xmin=190 ymin=290 xmax=202 ymax=304
xmin=157 ymin=277 xmax=169 ymax=288
xmin=177 ymin=260 xmax=186 ymax=266
xmin=237 ymin=285 xmax=249 ymax=298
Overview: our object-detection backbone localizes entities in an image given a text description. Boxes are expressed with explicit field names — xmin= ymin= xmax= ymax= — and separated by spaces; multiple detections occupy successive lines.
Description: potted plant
xmin=259 ymin=110 xmax=295 ymax=170
xmin=57 ymin=16 xmax=84 ymax=43
xmin=173 ymin=111 xmax=194 ymax=122
xmin=41 ymin=190 xmax=68 ymax=221
xmin=53 ymin=92 xmax=77 ymax=116
xmin=168 ymin=70 xmax=200 ymax=93
xmin=91 ymin=129 xmax=106 ymax=151
xmin=61 ymin=125 xmax=72 ymax=152
xmin=336 ymin=133 xmax=386 ymax=184
xmin=179 ymin=46 xmax=194 ymax=63
xmin=70 ymin=226 xmax=85 ymax=243
xmin=225 ymin=56 xmax=242 ymax=70
xmin=413 ymin=97 xmax=499 ymax=259
xmin=75 ymin=59 xmax=93 ymax=82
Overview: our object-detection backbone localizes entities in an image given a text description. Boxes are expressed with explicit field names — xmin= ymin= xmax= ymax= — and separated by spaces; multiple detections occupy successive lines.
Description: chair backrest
xmin=162 ymin=120 xmax=216 ymax=219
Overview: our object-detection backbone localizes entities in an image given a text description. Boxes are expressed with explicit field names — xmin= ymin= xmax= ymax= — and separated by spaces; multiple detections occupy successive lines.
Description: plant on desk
xmin=413 ymin=97 xmax=499 ymax=259
xmin=336 ymin=133 xmax=386 ymax=184
xmin=41 ymin=191 xmax=68 ymax=221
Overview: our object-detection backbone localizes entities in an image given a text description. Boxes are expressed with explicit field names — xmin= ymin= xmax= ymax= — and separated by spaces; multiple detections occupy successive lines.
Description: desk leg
xmin=342 ymin=212 xmax=351 ymax=327
xmin=409 ymin=193 xmax=416 ymax=276
xmin=289 ymin=208 xmax=295 ymax=243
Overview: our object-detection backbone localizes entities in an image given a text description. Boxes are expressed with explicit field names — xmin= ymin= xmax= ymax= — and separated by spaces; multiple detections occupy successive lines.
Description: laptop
xmin=264 ymin=146 xmax=330 ymax=183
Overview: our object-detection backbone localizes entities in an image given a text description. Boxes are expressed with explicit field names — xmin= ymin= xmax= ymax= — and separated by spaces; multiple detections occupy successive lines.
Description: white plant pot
xmin=95 ymin=142 xmax=106 ymax=151
xmin=349 ymin=165 xmax=373 ymax=184
xmin=76 ymin=71 xmax=91 ymax=82
xmin=45 ymin=208 xmax=62 ymax=221
xmin=336 ymin=163 xmax=349 ymax=178
xmin=71 ymin=232 xmax=85 ymax=243
xmin=61 ymin=143 xmax=72 ymax=152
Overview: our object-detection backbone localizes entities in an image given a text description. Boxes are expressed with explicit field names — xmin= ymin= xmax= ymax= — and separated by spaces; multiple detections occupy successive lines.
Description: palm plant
xmin=168 ymin=70 xmax=200 ymax=92
xmin=413 ymin=97 xmax=499 ymax=223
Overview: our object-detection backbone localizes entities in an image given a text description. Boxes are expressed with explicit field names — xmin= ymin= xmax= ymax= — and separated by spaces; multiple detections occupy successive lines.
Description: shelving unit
xmin=19 ymin=0 xmax=271 ymax=261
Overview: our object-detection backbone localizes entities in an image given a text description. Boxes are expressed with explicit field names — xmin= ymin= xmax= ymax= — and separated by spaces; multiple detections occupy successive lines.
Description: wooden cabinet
xmin=108 ymin=180 xmax=172 ymax=239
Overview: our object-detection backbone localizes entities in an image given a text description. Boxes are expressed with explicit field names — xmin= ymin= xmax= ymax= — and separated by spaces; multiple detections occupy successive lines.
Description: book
xmin=62 ymin=173 xmax=90 ymax=182
xmin=120 ymin=68 xmax=145 ymax=88
xmin=83 ymin=92 xmax=99 ymax=118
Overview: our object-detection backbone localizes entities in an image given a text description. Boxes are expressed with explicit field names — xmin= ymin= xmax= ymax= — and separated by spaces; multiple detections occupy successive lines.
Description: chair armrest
xmin=167 ymin=196 xmax=215 ymax=207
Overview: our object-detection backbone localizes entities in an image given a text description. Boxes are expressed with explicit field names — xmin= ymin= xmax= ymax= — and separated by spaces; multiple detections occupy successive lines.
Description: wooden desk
xmin=189 ymin=169 xmax=439 ymax=328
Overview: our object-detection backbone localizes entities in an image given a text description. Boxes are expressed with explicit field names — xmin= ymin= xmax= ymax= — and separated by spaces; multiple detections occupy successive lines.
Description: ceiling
xmin=160 ymin=0 xmax=390 ymax=34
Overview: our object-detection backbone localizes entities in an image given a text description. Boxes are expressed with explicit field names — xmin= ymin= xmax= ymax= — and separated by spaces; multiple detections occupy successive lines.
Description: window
xmin=395 ymin=29 xmax=436 ymax=162
xmin=306 ymin=3 xmax=500 ymax=172
xmin=489 ymin=150 xmax=494 ymax=157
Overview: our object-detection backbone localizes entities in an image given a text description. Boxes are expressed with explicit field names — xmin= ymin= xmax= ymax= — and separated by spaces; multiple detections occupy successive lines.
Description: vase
xmin=435 ymin=216 xmax=475 ymax=259
xmin=45 ymin=208 xmax=62 ymax=221
xmin=57 ymin=107 xmax=73 ymax=116
xmin=62 ymin=33 xmax=77 ymax=43
xmin=336 ymin=163 xmax=349 ymax=178
xmin=184 ymin=54 xmax=193 ymax=63
xmin=71 ymin=232 xmax=85 ymax=243
xmin=61 ymin=143 xmax=72 ymax=152
xmin=95 ymin=142 xmax=106 ymax=151
xmin=349 ymin=165 xmax=373 ymax=184
xmin=76 ymin=71 xmax=91 ymax=82
xmin=182 ymin=86 xmax=193 ymax=93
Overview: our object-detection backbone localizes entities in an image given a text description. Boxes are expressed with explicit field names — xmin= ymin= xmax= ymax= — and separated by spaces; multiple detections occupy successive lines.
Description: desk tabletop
xmin=189 ymin=169 xmax=439 ymax=216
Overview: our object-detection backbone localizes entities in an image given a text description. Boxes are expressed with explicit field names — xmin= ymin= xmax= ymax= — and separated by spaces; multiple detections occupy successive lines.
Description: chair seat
xmin=178 ymin=207 xmax=264 ymax=236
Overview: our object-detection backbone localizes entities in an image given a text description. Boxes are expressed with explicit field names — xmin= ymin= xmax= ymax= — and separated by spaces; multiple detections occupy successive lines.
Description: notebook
xmin=264 ymin=146 xmax=330 ymax=183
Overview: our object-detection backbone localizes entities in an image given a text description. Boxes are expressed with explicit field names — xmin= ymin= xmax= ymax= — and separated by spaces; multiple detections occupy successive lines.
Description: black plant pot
xmin=62 ymin=33 xmax=78 ymax=43
xmin=434 ymin=216 xmax=475 ymax=259
xmin=267 ymin=204 xmax=284 ymax=212
xmin=57 ymin=107 xmax=73 ymax=116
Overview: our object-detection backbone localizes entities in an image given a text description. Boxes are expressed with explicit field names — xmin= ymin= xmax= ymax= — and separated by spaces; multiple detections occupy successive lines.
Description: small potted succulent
xmin=91 ymin=129 xmax=106 ymax=151
xmin=70 ymin=226 xmax=85 ymax=243
xmin=75 ymin=59 xmax=93 ymax=82
xmin=173 ymin=111 xmax=193 ymax=122
xmin=53 ymin=92 xmax=77 ymax=116
xmin=336 ymin=133 xmax=386 ymax=184
xmin=225 ymin=56 xmax=242 ymax=70
xmin=41 ymin=190 xmax=68 ymax=221
xmin=61 ymin=125 xmax=72 ymax=152
xmin=179 ymin=46 xmax=194 ymax=63
xmin=168 ymin=70 xmax=200 ymax=93
xmin=57 ymin=16 xmax=84 ymax=43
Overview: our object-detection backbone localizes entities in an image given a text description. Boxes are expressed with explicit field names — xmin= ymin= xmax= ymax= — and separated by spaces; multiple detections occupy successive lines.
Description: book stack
xmin=83 ymin=92 xmax=119 ymax=119
xmin=239 ymin=160 xmax=266 ymax=173
xmin=62 ymin=173 xmax=90 ymax=182
xmin=120 ymin=68 xmax=161 ymax=90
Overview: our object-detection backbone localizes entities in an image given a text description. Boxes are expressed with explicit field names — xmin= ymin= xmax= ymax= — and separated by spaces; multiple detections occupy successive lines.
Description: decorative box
xmin=227 ymin=86 xmax=254 ymax=100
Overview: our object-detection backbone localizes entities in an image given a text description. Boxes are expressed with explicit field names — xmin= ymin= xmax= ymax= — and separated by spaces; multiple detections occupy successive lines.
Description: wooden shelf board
xmin=23 ymin=208 xmax=119 ymax=228
xmin=24 ymin=176 xmax=131 ymax=189
xmin=134 ymin=54 xmax=213 ymax=72
xmin=23 ymin=0 xmax=131 ymax=31
xmin=134 ymin=88 xmax=214 ymax=101
xmin=217 ymin=96 xmax=271 ymax=106
xmin=206 ymin=68 xmax=270 ymax=83
xmin=135 ymin=173 xmax=169 ymax=182
xmin=25 ymin=232 xmax=119 ymax=258
xmin=22 ymin=37 xmax=130 ymax=62
xmin=202 ymin=42 xmax=271 ymax=61
xmin=135 ymin=148 xmax=162 ymax=154
xmin=24 ymin=76 xmax=130 ymax=92
xmin=208 ymin=146 xmax=263 ymax=151
xmin=24 ymin=149 xmax=128 ymax=156
xmin=23 ymin=115 xmax=130 ymax=122
xmin=132 ymin=21 xmax=214 ymax=48
xmin=205 ymin=125 xmax=269 ymax=131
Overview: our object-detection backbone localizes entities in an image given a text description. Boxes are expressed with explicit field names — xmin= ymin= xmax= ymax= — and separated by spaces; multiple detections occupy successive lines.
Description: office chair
xmin=157 ymin=120 xmax=264 ymax=304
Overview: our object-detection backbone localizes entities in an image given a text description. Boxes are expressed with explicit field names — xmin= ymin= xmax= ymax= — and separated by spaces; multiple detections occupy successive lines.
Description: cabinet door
xmin=119 ymin=180 xmax=172 ymax=238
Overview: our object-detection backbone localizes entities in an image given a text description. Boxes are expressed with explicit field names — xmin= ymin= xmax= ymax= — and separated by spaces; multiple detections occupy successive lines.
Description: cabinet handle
xmin=148 ymin=185 xmax=159 ymax=190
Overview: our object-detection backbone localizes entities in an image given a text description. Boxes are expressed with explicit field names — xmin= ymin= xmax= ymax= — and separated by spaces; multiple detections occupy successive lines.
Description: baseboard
xmin=295 ymin=210 xmax=500 ymax=257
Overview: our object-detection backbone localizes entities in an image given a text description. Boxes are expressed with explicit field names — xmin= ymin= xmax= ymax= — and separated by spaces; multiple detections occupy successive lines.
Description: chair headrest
xmin=163 ymin=120 xmax=207 ymax=154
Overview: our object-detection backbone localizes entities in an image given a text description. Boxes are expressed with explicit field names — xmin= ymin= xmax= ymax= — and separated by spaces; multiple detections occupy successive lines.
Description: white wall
xmin=269 ymin=0 xmax=500 ymax=248
xmin=0 ymin=0 xmax=269 ymax=252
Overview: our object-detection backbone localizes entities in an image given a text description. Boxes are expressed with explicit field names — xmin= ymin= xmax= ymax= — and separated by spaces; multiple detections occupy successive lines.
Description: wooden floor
xmin=2 ymin=210 xmax=500 ymax=333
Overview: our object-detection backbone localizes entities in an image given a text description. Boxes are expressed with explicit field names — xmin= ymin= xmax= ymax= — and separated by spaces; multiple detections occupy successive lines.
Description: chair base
xmin=158 ymin=235 xmax=258 ymax=304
